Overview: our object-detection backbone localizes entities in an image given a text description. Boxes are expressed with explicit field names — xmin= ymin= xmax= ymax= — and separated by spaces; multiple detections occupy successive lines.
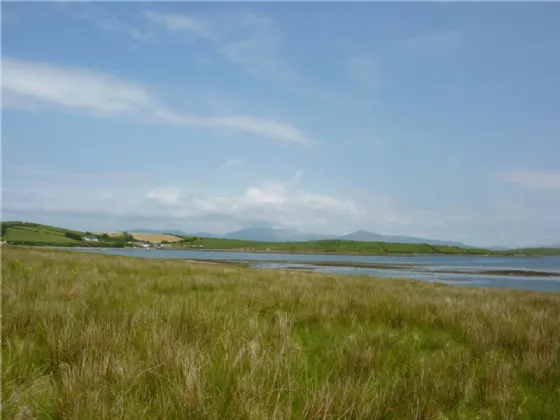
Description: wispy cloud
xmin=74 ymin=4 xmax=153 ymax=43
xmin=291 ymin=169 xmax=303 ymax=184
xmin=3 ymin=165 xmax=145 ymax=182
xmin=138 ymin=9 xmax=321 ymax=97
xmin=2 ymin=57 xmax=316 ymax=145
xmin=347 ymin=56 xmax=381 ymax=90
xmin=406 ymin=30 xmax=460 ymax=54
xmin=144 ymin=11 xmax=208 ymax=37
xmin=222 ymin=158 xmax=244 ymax=170
xmin=498 ymin=170 xmax=560 ymax=190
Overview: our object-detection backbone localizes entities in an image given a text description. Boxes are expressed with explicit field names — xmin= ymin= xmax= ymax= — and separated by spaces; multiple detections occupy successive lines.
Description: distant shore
xmin=16 ymin=244 xmax=535 ymax=258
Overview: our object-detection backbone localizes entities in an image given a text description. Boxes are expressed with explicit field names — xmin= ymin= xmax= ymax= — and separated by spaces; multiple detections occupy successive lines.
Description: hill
xmin=177 ymin=237 xmax=501 ymax=256
xmin=337 ymin=230 xmax=472 ymax=247
xmin=1 ymin=222 xmax=131 ymax=248
xmin=216 ymin=227 xmax=471 ymax=247
xmin=3 ymin=221 xmax=559 ymax=256
xmin=507 ymin=247 xmax=560 ymax=256
xmin=222 ymin=227 xmax=331 ymax=242
xmin=0 ymin=221 xmax=83 ymax=246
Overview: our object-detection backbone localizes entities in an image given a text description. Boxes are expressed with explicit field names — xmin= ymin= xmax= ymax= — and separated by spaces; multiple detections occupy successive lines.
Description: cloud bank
xmin=2 ymin=57 xmax=316 ymax=145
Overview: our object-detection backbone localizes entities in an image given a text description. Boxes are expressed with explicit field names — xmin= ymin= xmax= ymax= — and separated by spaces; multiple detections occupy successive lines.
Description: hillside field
xmin=0 ymin=221 xmax=80 ymax=245
xmin=2 ymin=246 xmax=560 ymax=419
xmin=177 ymin=237 xmax=509 ymax=255
xmin=104 ymin=232 xmax=184 ymax=243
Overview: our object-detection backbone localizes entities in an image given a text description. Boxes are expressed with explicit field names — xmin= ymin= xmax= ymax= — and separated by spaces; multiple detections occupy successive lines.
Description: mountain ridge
xmin=127 ymin=227 xmax=476 ymax=247
xmin=125 ymin=227 xmax=560 ymax=249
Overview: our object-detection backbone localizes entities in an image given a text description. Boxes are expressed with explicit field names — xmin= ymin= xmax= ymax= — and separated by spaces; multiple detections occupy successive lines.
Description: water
xmin=75 ymin=248 xmax=560 ymax=293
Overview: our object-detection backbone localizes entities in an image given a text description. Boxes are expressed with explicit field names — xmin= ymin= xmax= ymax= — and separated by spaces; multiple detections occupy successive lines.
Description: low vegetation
xmin=3 ymin=246 xmax=560 ymax=419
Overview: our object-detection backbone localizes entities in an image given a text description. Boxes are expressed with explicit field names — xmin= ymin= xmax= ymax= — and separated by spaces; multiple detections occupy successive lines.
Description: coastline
xmin=14 ymin=244 xmax=535 ymax=258
xmin=19 ymin=246 xmax=559 ymax=278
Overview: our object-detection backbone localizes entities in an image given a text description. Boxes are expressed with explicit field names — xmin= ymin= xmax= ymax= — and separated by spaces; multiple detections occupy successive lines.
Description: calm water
xmin=75 ymin=248 xmax=560 ymax=293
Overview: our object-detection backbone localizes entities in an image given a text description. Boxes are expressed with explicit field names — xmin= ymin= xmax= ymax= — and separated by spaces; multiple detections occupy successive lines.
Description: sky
xmin=2 ymin=2 xmax=560 ymax=248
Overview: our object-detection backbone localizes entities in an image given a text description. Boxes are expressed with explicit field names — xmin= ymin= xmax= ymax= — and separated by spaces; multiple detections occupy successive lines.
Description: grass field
xmin=1 ymin=222 xmax=80 ymax=245
xmin=3 ymin=247 xmax=560 ymax=419
xmin=122 ymin=232 xmax=183 ymax=243
xmin=178 ymin=237 xmax=508 ymax=255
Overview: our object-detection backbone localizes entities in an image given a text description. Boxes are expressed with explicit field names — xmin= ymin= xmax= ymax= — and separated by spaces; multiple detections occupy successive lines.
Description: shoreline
xmin=186 ymin=258 xmax=560 ymax=278
xmin=11 ymin=245 xmax=560 ymax=285
xmin=8 ymin=244 xmax=555 ymax=259
xmin=23 ymin=244 xmax=536 ymax=258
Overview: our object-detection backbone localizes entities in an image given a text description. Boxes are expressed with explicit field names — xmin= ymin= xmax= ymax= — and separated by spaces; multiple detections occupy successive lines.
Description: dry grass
xmin=2 ymin=246 xmax=560 ymax=419
xmin=103 ymin=232 xmax=183 ymax=243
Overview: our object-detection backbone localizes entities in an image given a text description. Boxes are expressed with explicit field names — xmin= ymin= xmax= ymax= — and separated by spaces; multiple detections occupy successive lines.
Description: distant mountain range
xmin=127 ymin=227 xmax=477 ymax=248
xmin=523 ymin=244 xmax=560 ymax=249
xmin=128 ymin=228 xmax=190 ymax=236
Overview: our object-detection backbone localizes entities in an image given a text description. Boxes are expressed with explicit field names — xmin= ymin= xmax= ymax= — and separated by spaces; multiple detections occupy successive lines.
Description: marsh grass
xmin=2 ymin=247 xmax=560 ymax=419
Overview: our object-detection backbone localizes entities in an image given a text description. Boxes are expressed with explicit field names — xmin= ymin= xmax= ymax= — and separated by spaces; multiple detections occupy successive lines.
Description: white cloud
xmin=6 ymin=170 xmax=559 ymax=246
xmin=244 ymin=182 xmax=288 ymax=206
xmin=144 ymin=11 xmax=208 ymax=37
xmin=2 ymin=57 xmax=315 ymax=144
xmin=347 ymin=56 xmax=381 ymax=90
xmin=498 ymin=170 xmax=560 ymax=190
xmin=3 ymin=175 xmax=384 ymax=235
xmin=146 ymin=187 xmax=184 ymax=205
xmin=74 ymin=4 xmax=153 ymax=43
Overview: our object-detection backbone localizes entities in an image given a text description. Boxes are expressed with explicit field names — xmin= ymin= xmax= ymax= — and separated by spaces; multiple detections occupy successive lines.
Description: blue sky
xmin=2 ymin=2 xmax=559 ymax=247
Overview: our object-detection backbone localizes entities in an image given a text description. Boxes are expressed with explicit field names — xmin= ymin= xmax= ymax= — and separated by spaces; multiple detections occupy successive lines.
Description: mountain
xmin=339 ymin=230 xmax=473 ymax=248
xmin=337 ymin=230 xmax=387 ymax=242
xmin=218 ymin=227 xmax=474 ymax=247
xmin=487 ymin=245 xmax=510 ymax=251
xmin=125 ymin=228 xmax=189 ymax=236
xmin=189 ymin=232 xmax=220 ymax=238
xmin=222 ymin=227 xmax=330 ymax=242
xmin=517 ymin=244 xmax=560 ymax=249
xmin=123 ymin=226 xmax=490 ymax=248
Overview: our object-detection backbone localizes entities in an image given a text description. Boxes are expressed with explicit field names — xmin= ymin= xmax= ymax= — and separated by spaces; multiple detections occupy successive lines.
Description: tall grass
xmin=2 ymin=247 xmax=560 ymax=419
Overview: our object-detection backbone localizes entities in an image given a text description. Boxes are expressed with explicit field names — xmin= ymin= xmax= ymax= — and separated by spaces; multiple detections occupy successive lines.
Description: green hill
xmin=1 ymin=221 xmax=83 ymax=246
xmin=2 ymin=221 xmax=559 ymax=256
xmin=0 ymin=222 xmax=130 ymax=248
xmin=175 ymin=236 xmax=497 ymax=255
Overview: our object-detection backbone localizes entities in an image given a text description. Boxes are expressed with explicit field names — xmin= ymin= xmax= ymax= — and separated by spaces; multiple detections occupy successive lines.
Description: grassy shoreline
xmin=3 ymin=246 xmax=560 ymax=419
xmin=24 ymin=243 xmax=555 ymax=258
xmin=18 ymin=247 xmax=560 ymax=277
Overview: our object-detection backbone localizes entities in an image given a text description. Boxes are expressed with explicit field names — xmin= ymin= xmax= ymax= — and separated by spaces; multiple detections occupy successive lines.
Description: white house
xmin=83 ymin=236 xmax=99 ymax=242
xmin=133 ymin=242 xmax=151 ymax=248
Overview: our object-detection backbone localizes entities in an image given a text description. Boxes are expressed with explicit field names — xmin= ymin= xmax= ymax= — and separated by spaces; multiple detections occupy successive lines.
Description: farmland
xmin=0 ymin=221 xmax=80 ymax=245
xmin=104 ymin=232 xmax=184 ymax=243
xmin=0 ymin=222 xmax=129 ymax=248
